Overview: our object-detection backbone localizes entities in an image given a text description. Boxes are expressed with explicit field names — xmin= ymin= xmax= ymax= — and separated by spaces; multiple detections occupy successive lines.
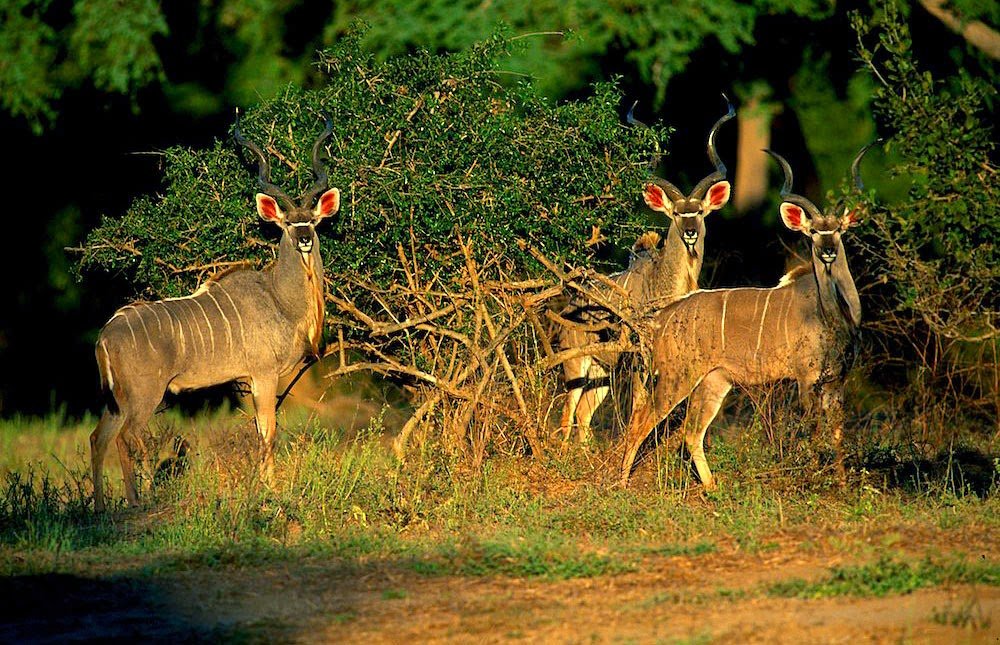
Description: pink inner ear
xmin=643 ymin=185 xmax=665 ymax=210
xmin=708 ymin=182 xmax=730 ymax=207
xmin=257 ymin=195 xmax=280 ymax=221
xmin=782 ymin=204 xmax=802 ymax=229
xmin=318 ymin=190 xmax=339 ymax=217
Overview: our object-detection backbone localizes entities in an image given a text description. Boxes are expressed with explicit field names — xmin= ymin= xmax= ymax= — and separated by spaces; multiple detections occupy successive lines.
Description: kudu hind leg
xmin=682 ymin=370 xmax=732 ymax=491
xmin=92 ymin=380 xmax=158 ymax=511
xmin=115 ymin=395 xmax=158 ymax=508
xmin=621 ymin=381 xmax=689 ymax=488
xmin=91 ymin=410 xmax=124 ymax=512
xmin=116 ymin=425 xmax=150 ymax=507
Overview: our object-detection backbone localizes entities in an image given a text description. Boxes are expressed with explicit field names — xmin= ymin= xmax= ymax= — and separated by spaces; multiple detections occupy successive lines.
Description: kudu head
xmin=763 ymin=142 xmax=877 ymax=270
xmin=764 ymin=141 xmax=878 ymax=326
xmin=634 ymin=96 xmax=735 ymax=257
xmin=233 ymin=113 xmax=341 ymax=261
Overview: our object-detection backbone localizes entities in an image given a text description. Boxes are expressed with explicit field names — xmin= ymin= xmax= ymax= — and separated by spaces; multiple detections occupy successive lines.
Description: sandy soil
xmin=3 ymin=544 xmax=996 ymax=643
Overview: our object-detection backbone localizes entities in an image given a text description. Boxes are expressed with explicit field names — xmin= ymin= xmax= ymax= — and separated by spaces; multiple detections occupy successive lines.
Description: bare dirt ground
xmin=3 ymin=539 xmax=997 ymax=643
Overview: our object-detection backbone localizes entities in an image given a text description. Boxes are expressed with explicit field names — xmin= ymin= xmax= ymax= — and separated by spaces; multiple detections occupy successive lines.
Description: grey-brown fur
xmin=620 ymin=143 xmax=876 ymax=488
xmin=90 ymin=116 xmax=340 ymax=512
xmin=557 ymin=99 xmax=735 ymax=443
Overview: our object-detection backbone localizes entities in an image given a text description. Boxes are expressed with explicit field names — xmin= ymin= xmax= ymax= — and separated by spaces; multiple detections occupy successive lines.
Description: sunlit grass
xmin=0 ymin=403 xmax=997 ymax=592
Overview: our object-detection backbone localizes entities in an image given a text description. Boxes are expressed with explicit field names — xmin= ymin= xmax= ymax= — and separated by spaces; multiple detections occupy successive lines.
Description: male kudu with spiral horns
xmin=557 ymin=97 xmax=735 ymax=444
xmin=621 ymin=141 xmax=878 ymax=489
xmin=90 ymin=114 xmax=341 ymax=512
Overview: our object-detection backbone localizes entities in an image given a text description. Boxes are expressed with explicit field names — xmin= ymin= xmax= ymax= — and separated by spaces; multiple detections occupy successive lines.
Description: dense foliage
xmin=0 ymin=0 xmax=167 ymax=132
xmin=80 ymin=35 xmax=662 ymax=302
xmin=853 ymin=0 xmax=998 ymax=342
xmin=327 ymin=0 xmax=830 ymax=104
xmin=1 ymin=0 xmax=834 ymax=134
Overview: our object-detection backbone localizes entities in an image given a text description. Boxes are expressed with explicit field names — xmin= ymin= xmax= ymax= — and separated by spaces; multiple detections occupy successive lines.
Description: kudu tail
xmin=95 ymin=339 xmax=120 ymax=415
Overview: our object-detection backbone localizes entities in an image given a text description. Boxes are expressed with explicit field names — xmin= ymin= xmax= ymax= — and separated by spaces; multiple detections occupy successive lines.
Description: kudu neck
xmin=810 ymin=243 xmax=861 ymax=330
xmin=657 ymin=222 xmax=703 ymax=296
xmin=272 ymin=231 xmax=325 ymax=308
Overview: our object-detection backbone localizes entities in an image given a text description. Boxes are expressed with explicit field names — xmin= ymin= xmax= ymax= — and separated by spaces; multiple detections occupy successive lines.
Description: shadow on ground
xmin=0 ymin=572 xmax=290 ymax=643
xmin=860 ymin=446 xmax=998 ymax=498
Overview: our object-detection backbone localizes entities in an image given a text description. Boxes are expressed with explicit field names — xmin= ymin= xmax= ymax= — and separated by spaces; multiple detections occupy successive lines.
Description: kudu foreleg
xmin=820 ymin=383 xmax=847 ymax=485
xmin=682 ymin=370 xmax=732 ymax=491
xmin=252 ymin=377 xmax=279 ymax=484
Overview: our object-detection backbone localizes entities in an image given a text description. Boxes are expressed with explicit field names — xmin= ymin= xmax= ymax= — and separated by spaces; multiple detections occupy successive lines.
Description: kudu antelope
xmin=90 ymin=115 xmax=341 ymax=512
xmin=557 ymin=98 xmax=735 ymax=444
xmin=620 ymin=142 xmax=877 ymax=489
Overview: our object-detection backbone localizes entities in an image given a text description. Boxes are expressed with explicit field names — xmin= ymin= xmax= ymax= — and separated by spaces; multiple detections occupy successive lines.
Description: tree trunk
xmin=733 ymin=92 xmax=779 ymax=214
xmin=918 ymin=0 xmax=1000 ymax=60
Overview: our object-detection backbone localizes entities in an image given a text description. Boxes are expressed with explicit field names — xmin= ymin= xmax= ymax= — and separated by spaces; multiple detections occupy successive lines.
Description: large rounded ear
xmin=701 ymin=180 xmax=731 ymax=212
xmin=840 ymin=206 xmax=861 ymax=230
xmin=779 ymin=202 xmax=812 ymax=233
xmin=643 ymin=184 xmax=674 ymax=214
xmin=313 ymin=187 xmax=341 ymax=220
xmin=256 ymin=193 xmax=284 ymax=223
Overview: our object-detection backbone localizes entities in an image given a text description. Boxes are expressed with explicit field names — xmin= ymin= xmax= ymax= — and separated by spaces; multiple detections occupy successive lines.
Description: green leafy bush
xmin=81 ymin=34 xmax=660 ymax=299
xmin=853 ymin=0 xmax=998 ymax=343
xmin=848 ymin=0 xmax=998 ymax=431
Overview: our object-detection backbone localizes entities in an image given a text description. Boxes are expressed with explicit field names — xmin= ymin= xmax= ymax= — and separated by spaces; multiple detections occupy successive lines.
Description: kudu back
xmin=90 ymin=115 xmax=341 ymax=512
xmin=621 ymin=142 xmax=878 ymax=489
xmin=557 ymin=98 xmax=735 ymax=444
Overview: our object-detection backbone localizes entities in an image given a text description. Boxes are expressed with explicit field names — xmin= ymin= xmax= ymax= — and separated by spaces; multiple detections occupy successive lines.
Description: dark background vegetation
xmin=1 ymin=0 xmax=996 ymax=427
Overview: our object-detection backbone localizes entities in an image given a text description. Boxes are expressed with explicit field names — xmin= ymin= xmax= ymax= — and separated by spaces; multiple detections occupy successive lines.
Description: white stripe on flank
xmin=142 ymin=303 xmax=164 ymax=335
xmin=99 ymin=339 xmax=114 ymax=391
xmin=783 ymin=291 xmax=794 ymax=348
xmin=161 ymin=303 xmax=183 ymax=353
xmin=755 ymin=290 xmax=774 ymax=361
xmin=158 ymin=301 xmax=176 ymax=338
xmin=720 ymin=291 xmax=730 ymax=351
xmin=181 ymin=300 xmax=207 ymax=354
xmin=216 ymin=284 xmax=247 ymax=353
xmin=205 ymin=289 xmax=233 ymax=354
xmin=122 ymin=312 xmax=138 ymax=349
xmin=167 ymin=302 xmax=188 ymax=356
xmin=191 ymin=297 xmax=216 ymax=355
xmin=132 ymin=306 xmax=157 ymax=354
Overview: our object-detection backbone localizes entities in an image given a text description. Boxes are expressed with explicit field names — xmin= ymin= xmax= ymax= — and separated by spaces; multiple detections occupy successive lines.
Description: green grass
xmin=768 ymin=556 xmax=1000 ymax=599
xmin=931 ymin=596 xmax=993 ymax=630
xmin=409 ymin=531 xmax=635 ymax=579
xmin=0 ymin=410 xmax=96 ymax=480
xmin=0 ymin=406 xmax=998 ymax=589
